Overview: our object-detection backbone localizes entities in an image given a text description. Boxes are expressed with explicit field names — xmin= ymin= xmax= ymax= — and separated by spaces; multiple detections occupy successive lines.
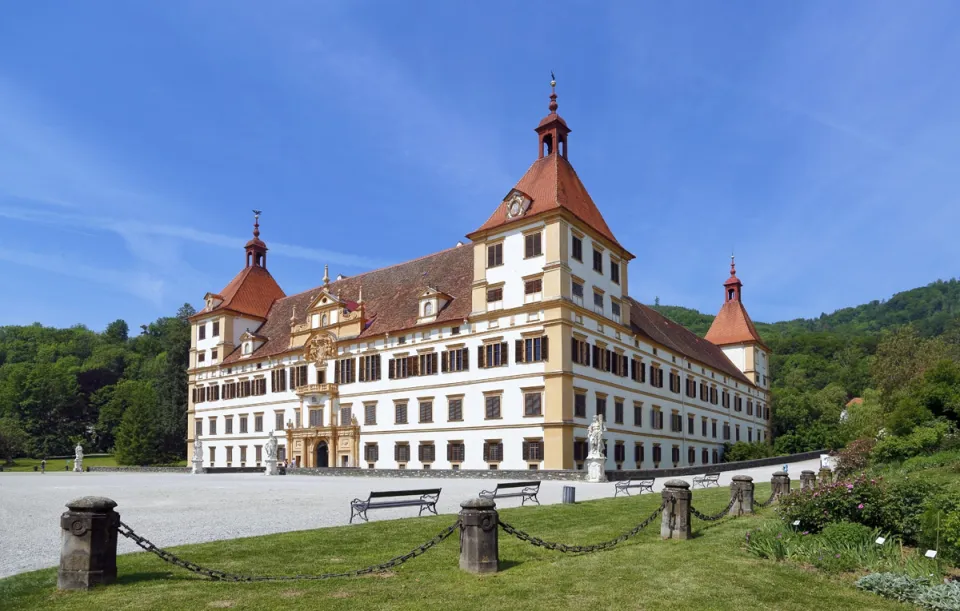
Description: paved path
xmin=0 ymin=457 xmax=820 ymax=578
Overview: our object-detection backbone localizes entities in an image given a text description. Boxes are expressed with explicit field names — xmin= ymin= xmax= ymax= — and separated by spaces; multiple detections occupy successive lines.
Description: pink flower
xmin=846 ymin=484 xmax=854 ymax=490
xmin=858 ymin=503 xmax=864 ymax=510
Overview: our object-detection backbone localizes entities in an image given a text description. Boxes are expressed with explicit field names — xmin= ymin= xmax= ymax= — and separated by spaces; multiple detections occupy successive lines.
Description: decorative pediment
xmin=238 ymin=329 xmax=267 ymax=358
xmin=203 ymin=292 xmax=224 ymax=311
xmin=417 ymin=286 xmax=452 ymax=325
xmin=307 ymin=289 xmax=343 ymax=313
xmin=502 ymin=189 xmax=532 ymax=220
xmin=305 ymin=332 xmax=337 ymax=366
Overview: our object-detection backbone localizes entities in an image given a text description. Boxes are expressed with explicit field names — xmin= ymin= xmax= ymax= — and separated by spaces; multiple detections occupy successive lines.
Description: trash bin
xmin=562 ymin=486 xmax=576 ymax=504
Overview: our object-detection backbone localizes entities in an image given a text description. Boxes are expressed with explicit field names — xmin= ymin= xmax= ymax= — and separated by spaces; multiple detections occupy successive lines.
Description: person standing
xmin=40 ymin=458 xmax=46 ymax=474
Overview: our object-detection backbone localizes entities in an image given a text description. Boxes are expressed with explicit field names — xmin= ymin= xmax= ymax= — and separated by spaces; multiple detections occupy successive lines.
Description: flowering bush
xmin=777 ymin=475 xmax=894 ymax=533
xmin=834 ymin=438 xmax=875 ymax=478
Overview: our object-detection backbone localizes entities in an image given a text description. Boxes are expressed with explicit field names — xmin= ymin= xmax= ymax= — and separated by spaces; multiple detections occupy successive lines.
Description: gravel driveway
xmin=0 ymin=457 xmax=821 ymax=578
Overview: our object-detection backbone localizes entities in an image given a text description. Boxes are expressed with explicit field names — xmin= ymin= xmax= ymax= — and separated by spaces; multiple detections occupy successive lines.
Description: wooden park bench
xmin=349 ymin=488 xmax=441 ymax=523
xmin=613 ymin=478 xmax=655 ymax=497
xmin=692 ymin=472 xmax=721 ymax=489
xmin=478 ymin=481 xmax=541 ymax=506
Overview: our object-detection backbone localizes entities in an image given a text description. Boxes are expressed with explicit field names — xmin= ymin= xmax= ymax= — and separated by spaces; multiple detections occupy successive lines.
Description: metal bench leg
xmin=532 ymin=494 xmax=540 ymax=506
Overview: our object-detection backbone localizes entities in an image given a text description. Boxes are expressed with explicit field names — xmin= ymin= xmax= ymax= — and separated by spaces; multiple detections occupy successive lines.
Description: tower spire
xmin=244 ymin=209 xmax=268 ymax=269
xmin=536 ymin=72 xmax=570 ymax=160
xmin=549 ymin=71 xmax=558 ymax=113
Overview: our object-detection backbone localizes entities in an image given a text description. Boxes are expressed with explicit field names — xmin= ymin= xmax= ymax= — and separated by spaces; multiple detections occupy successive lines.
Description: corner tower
xmin=705 ymin=257 xmax=769 ymax=388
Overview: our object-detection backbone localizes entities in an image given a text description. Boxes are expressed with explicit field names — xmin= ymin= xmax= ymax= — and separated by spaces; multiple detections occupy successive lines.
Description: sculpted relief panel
xmin=306 ymin=332 xmax=336 ymax=366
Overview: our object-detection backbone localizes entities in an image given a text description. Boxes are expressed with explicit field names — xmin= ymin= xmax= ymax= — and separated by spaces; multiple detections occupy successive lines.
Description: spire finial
xmin=548 ymin=71 xmax=558 ymax=113
xmin=290 ymin=305 xmax=297 ymax=326
xmin=358 ymin=284 xmax=363 ymax=304
xmin=252 ymin=209 xmax=262 ymax=239
xmin=323 ymin=264 xmax=329 ymax=287
xmin=730 ymin=253 xmax=736 ymax=276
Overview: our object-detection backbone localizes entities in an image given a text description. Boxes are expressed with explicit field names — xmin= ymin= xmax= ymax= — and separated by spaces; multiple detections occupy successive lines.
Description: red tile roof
xmin=627 ymin=298 xmax=752 ymax=385
xmin=194 ymin=265 xmax=286 ymax=321
xmin=469 ymin=153 xmax=627 ymax=252
xmin=222 ymin=244 xmax=474 ymax=364
xmin=704 ymin=300 xmax=767 ymax=349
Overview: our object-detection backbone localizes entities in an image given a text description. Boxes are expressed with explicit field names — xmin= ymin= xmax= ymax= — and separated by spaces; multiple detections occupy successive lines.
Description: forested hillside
xmin=0 ymin=305 xmax=194 ymax=464
xmin=653 ymin=278 xmax=960 ymax=454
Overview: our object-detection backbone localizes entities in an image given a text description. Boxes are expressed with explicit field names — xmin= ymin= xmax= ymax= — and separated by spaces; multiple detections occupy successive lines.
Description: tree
xmin=103 ymin=319 xmax=129 ymax=344
xmin=0 ymin=417 xmax=29 ymax=463
xmin=113 ymin=382 xmax=164 ymax=465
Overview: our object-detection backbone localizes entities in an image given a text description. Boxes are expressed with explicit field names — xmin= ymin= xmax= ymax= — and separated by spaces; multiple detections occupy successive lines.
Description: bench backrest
xmin=495 ymin=481 xmax=540 ymax=490
xmin=368 ymin=489 xmax=441 ymax=499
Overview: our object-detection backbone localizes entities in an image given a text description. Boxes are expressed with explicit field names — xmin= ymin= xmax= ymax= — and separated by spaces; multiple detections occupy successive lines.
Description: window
xmin=447 ymin=441 xmax=465 ymax=462
xmin=524 ymin=391 xmax=542 ymax=417
xmin=423 ymin=302 xmax=433 ymax=317
xmin=194 ymin=419 xmax=202 ymax=437
xmin=198 ymin=352 xmax=206 ymax=364
xmin=631 ymin=358 xmax=646 ymax=383
xmin=336 ymin=358 xmax=355 ymax=384
xmin=702 ymin=448 xmax=709 ymax=464
xmin=309 ymin=408 xmax=323 ymax=427
xmin=211 ymin=349 xmax=218 ymax=361
xmin=651 ymin=408 xmax=664 ymax=430
xmin=611 ymin=301 xmax=621 ymax=322
xmin=634 ymin=443 xmax=644 ymax=465
xmin=700 ymin=382 xmax=708 ymax=401
xmin=670 ymin=413 xmax=682 ymax=433
xmin=614 ymin=442 xmax=625 ymax=464
xmin=389 ymin=356 xmax=412 ymax=379
xmin=723 ymin=423 xmax=731 ymax=441
xmin=686 ymin=377 xmax=697 ymax=398
xmin=572 ymin=281 xmax=584 ymax=306
xmin=593 ymin=291 xmax=604 ymax=313
xmin=226 ymin=446 xmax=233 ymax=465
xmin=516 ymin=336 xmax=548 ymax=363
xmin=483 ymin=440 xmax=504 ymax=462
xmin=364 ymin=444 xmax=379 ymax=463
xmin=701 ymin=417 xmax=708 ymax=437
xmin=362 ymin=402 xmax=377 ymax=426
xmin=275 ymin=412 xmax=284 ymax=430
xmin=633 ymin=402 xmax=643 ymax=426
xmin=593 ymin=249 xmax=603 ymax=273
xmin=271 ymin=368 xmax=287 ymax=392
xmin=485 ymin=395 xmax=501 ymax=419
xmin=722 ymin=390 xmax=730 ymax=409
xmin=395 ymin=403 xmax=408 ymax=425
xmin=688 ymin=447 xmax=696 ymax=465
xmin=671 ymin=446 xmax=680 ymax=466
xmin=208 ymin=417 xmax=217 ymax=436
xmin=253 ymin=378 xmax=266 ymax=396
xmin=239 ymin=446 xmax=247 ymax=465
xmin=418 ymin=352 xmax=438 ymax=376
xmin=442 ymin=348 xmax=469 ymax=372
xmin=710 ymin=386 xmax=718 ymax=405
xmin=478 ymin=342 xmax=508 ymax=368
xmin=734 ymin=396 xmax=743 ymax=412
xmin=574 ymin=392 xmax=587 ymax=418
xmin=595 ymin=396 xmax=607 ymax=421
xmin=448 ymin=397 xmax=463 ymax=421
xmin=394 ymin=443 xmax=410 ymax=463
xmin=687 ymin=415 xmax=694 ymax=435
xmin=290 ymin=365 xmax=308 ymax=389
xmin=239 ymin=416 xmax=248 ymax=434
xmin=212 ymin=321 xmax=220 ymax=337
xmin=614 ymin=400 xmax=624 ymax=424
xmin=522 ymin=439 xmax=544 ymax=461
xmin=571 ymin=234 xmax=583 ymax=261
xmin=486 ymin=287 xmax=503 ymax=309
xmin=572 ymin=337 xmax=590 ymax=365
xmin=340 ymin=406 xmax=352 ymax=426
xmin=712 ymin=420 xmax=718 ymax=438
xmin=198 ymin=325 xmax=206 ymax=340
xmin=748 ymin=427 xmax=753 ymax=442
xmin=225 ymin=417 xmax=234 ymax=435
xmin=524 ymin=278 xmax=543 ymax=302
xmin=652 ymin=444 xmax=662 ymax=465
xmin=524 ymin=232 xmax=542 ymax=258
xmin=574 ymin=439 xmax=588 ymax=462
xmin=419 ymin=400 xmax=433 ymax=423
xmin=359 ymin=355 xmax=381 ymax=382
xmin=487 ymin=242 xmax=503 ymax=268
xmin=419 ymin=443 xmax=436 ymax=463
xmin=650 ymin=365 xmax=664 ymax=388
xmin=611 ymin=261 xmax=620 ymax=284
xmin=669 ymin=372 xmax=680 ymax=393
xmin=735 ymin=424 xmax=741 ymax=442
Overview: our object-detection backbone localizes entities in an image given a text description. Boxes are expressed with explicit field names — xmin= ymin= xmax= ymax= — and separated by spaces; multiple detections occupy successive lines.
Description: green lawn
xmin=0 ymin=483 xmax=908 ymax=611
xmin=1 ymin=456 xmax=187 ymax=472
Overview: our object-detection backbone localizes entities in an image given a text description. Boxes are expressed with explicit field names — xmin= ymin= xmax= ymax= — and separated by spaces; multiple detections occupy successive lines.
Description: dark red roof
xmin=194 ymin=265 xmax=285 ymax=321
xmin=469 ymin=153 xmax=626 ymax=252
xmin=627 ymin=298 xmax=752 ymax=385
xmin=222 ymin=245 xmax=474 ymax=364
xmin=705 ymin=300 xmax=767 ymax=349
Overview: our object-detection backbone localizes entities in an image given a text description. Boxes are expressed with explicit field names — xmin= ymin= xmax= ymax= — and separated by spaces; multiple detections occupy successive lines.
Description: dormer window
xmin=423 ymin=302 xmax=433 ymax=317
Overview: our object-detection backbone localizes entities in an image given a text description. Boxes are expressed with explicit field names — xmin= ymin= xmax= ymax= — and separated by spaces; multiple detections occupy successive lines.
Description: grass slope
xmin=1 ymin=456 xmax=188 ymax=472
xmin=0 ymin=483 xmax=905 ymax=611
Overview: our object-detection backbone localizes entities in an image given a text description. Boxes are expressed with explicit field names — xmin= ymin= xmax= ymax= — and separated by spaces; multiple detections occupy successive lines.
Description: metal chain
xmin=690 ymin=489 xmax=741 ymax=522
xmin=116 ymin=519 xmax=459 ymax=582
xmin=498 ymin=500 xmax=665 ymax=554
xmin=759 ymin=490 xmax=778 ymax=508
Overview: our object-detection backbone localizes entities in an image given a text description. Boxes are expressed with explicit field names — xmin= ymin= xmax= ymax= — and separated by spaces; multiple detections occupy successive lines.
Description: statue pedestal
xmin=585 ymin=457 xmax=607 ymax=483
xmin=73 ymin=459 xmax=83 ymax=473
xmin=191 ymin=458 xmax=204 ymax=475
xmin=264 ymin=459 xmax=278 ymax=476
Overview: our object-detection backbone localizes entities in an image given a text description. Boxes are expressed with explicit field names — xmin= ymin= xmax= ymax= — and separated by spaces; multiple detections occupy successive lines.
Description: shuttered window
xmin=364 ymin=403 xmax=377 ymax=425
xmin=395 ymin=403 xmax=408 ymax=425
xmin=394 ymin=444 xmax=410 ymax=463
xmin=524 ymin=392 xmax=542 ymax=417
xmin=447 ymin=398 xmax=463 ymax=421
xmin=524 ymin=232 xmax=542 ymax=258
xmin=447 ymin=442 xmax=465 ymax=462
xmin=483 ymin=440 xmax=504 ymax=462
xmin=484 ymin=395 xmax=501 ymax=419
xmin=478 ymin=342 xmax=508 ymax=368
xmin=574 ymin=393 xmax=586 ymax=418
xmin=419 ymin=401 xmax=433 ymax=423
xmin=487 ymin=242 xmax=503 ymax=267
xmin=522 ymin=439 xmax=544 ymax=461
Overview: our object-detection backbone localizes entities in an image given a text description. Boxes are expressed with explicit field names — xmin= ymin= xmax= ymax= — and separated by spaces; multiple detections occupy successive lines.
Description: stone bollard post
xmin=800 ymin=470 xmax=816 ymax=491
xmin=660 ymin=480 xmax=692 ymax=540
xmin=771 ymin=472 xmax=791 ymax=499
xmin=459 ymin=498 xmax=498 ymax=574
xmin=729 ymin=475 xmax=754 ymax=516
xmin=58 ymin=496 xmax=120 ymax=590
xmin=818 ymin=468 xmax=832 ymax=486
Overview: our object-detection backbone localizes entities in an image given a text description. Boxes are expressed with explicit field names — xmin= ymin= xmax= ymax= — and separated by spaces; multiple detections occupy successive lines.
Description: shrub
xmin=916 ymin=582 xmax=960 ymax=611
xmin=777 ymin=476 xmax=892 ymax=533
xmin=820 ymin=521 xmax=875 ymax=547
xmin=872 ymin=422 xmax=950 ymax=464
xmin=919 ymin=492 xmax=960 ymax=566
xmin=835 ymin=438 xmax=875 ymax=478
xmin=857 ymin=573 xmax=960 ymax=610
xmin=722 ymin=441 xmax=776 ymax=462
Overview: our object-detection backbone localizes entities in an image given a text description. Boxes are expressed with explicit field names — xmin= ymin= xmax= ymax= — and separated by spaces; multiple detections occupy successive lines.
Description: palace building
xmin=186 ymin=84 xmax=772 ymax=472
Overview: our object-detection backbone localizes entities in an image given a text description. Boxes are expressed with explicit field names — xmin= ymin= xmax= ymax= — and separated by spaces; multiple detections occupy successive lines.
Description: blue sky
xmin=1 ymin=2 xmax=959 ymax=331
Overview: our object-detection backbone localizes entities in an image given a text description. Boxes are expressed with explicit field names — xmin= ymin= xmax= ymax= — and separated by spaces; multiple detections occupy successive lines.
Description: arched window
xmin=321 ymin=314 xmax=328 ymax=326
xmin=542 ymin=134 xmax=553 ymax=156
xmin=423 ymin=302 xmax=433 ymax=317
xmin=727 ymin=288 xmax=735 ymax=301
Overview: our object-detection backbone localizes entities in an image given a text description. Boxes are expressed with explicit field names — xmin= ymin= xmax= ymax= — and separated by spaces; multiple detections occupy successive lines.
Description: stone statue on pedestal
xmin=585 ymin=414 xmax=608 ymax=483
xmin=73 ymin=443 xmax=84 ymax=472
xmin=191 ymin=437 xmax=204 ymax=474
xmin=264 ymin=432 xmax=279 ymax=475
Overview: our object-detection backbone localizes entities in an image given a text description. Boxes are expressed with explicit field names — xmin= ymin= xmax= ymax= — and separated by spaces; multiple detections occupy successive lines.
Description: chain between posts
xmin=116 ymin=519 xmax=459 ymax=581
xmin=759 ymin=491 xmax=778 ymax=508
xmin=690 ymin=489 xmax=741 ymax=522
xmin=498 ymin=500 xmax=666 ymax=553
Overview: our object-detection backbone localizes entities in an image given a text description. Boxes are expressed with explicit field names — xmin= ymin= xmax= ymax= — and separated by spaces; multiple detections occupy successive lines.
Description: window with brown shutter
xmin=574 ymin=393 xmax=586 ymax=418
xmin=364 ymin=403 xmax=377 ymax=425
xmin=359 ymin=355 xmax=381 ymax=382
xmin=524 ymin=232 xmax=542 ymax=258
xmin=447 ymin=442 xmax=465 ymax=462
xmin=572 ymin=338 xmax=589 ymax=365
xmin=337 ymin=358 xmax=355 ymax=384
xmin=635 ymin=443 xmax=644 ymax=465
xmin=652 ymin=444 xmax=662 ymax=465
xmin=418 ymin=443 xmax=435 ymax=463
xmin=614 ymin=442 xmax=625 ymax=463
xmin=271 ymin=368 xmax=287 ymax=392
xmin=592 ymin=345 xmax=601 ymax=370
xmin=634 ymin=403 xmax=643 ymax=426
xmin=483 ymin=440 xmax=503 ymax=462
xmin=524 ymin=392 xmax=542 ymax=417
xmin=524 ymin=278 xmax=542 ymax=294
xmin=595 ymin=396 xmax=606 ymax=420
xmin=480 ymin=342 xmax=507 ymax=368
xmin=486 ymin=287 xmax=503 ymax=303
xmin=672 ymin=446 xmax=680 ymax=465
xmin=522 ymin=439 xmax=544 ymax=461
xmin=487 ymin=242 xmax=503 ymax=268
xmin=484 ymin=395 xmax=501 ymax=419
xmin=614 ymin=400 xmax=624 ymax=424
xmin=364 ymin=444 xmax=379 ymax=463
xmin=443 ymin=348 xmax=468 ymax=372
xmin=688 ymin=447 xmax=696 ymax=465
xmin=394 ymin=403 xmax=409 ymax=424
xmin=239 ymin=416 xmax=248 ymax=434
xmin=419 ymin=401 xmax=433 ymax=423
xmin=447 ymin=397 xmax=463 ymax=421
xmin=394 ymin=443 xmax=410 ymax=463
xmin=198 ymin=325 xmax=206 ymax=340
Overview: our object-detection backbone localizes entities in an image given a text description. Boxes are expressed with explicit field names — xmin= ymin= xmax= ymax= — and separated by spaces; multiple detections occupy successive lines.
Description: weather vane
xmin=253 ymin=209 xmax=262 ymax=218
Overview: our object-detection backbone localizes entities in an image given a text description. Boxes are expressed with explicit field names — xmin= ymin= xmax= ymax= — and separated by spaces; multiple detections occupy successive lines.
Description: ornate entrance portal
xmin=315 ymin=441 xmax=329 ymax=468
